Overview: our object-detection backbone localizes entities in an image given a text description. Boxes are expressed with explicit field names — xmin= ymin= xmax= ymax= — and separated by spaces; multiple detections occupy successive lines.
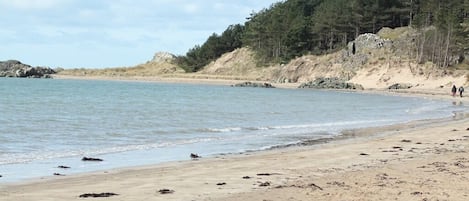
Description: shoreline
xmin=0 ymin=113 xmax=461 ymax=184
xmin=51 ymin=74 xmax=303 ymax=89
xmin=2 ymin=116 xmax=469 ymax=200
xmin=52 ymin=74 xmax=469 ymax=100
xmin=0 ymin=114 xmax=461 ymax=183
xmin=2 ymin=75 xmax=469 ymax=200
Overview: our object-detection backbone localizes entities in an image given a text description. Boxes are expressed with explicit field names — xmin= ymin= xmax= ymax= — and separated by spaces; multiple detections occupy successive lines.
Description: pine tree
xmin=177 ymin=0 xmax=467 ymax=72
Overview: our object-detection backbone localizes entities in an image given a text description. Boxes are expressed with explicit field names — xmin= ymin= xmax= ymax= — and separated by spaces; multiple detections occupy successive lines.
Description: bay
xmin=0 ymin=78 xmax=465 ymax=182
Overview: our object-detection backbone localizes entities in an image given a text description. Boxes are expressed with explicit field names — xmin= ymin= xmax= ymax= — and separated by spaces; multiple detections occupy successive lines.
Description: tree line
xmin=176 ymin=0 xmax=469 ymax=72
xmin=412 ymin=0 xmax=469 ymax=68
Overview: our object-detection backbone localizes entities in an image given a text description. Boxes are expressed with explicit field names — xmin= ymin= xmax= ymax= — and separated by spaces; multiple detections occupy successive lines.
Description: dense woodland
xmin=176 ymin=0 xmax=469 ymax=72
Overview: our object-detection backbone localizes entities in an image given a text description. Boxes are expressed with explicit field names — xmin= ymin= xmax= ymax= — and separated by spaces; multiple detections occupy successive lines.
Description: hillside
xmin=197 ymin=48 xmax=277 ymax=81
xmin=177 ymin=0 xmax=468 ymax=73
xmin=58 ymin=26 xmax=468 ymax=90
xmin=197 ymin=27 xmax=468 ymax=89
xmin=58 ymin=52 xmax=184 ymax=77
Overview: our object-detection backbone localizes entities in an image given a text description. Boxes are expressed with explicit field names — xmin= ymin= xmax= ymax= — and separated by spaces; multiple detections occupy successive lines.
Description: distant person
xmin=459 ymin=86 xmax=464 ymax=97
xmin=452 ymin=85 xmax=457 ymax=97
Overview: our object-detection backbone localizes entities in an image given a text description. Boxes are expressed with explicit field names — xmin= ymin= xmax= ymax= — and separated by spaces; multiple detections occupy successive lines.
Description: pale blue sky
xmin=0 ymin=0 xmax=280 ymax=68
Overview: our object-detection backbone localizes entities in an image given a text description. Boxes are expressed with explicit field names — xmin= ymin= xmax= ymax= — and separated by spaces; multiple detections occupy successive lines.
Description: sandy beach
xmin=2 ymin=77 xmax=469 ymax=201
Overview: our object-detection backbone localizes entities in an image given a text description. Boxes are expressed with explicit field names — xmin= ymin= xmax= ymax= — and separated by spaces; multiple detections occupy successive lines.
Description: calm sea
xmin=0 ymin=78 xmax=465 ymax=182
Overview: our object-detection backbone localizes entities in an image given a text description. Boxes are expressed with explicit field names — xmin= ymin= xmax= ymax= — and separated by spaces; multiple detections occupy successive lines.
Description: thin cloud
xmin=0 ymin=0 xmax=281 ymax=67
xmin=0 ymin=0 xmax=70 ymax=10
xmin=183 ymin=3 xmax=200 ymax=14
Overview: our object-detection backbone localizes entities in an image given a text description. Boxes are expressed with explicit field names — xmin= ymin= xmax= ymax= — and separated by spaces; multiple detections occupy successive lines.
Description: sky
xmin=0 ymin=0 xmax=281 ymax=68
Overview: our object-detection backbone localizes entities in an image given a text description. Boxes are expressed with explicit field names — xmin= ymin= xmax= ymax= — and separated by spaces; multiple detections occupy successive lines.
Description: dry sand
xmin=2 ymin=77 xmax=469 ymax=201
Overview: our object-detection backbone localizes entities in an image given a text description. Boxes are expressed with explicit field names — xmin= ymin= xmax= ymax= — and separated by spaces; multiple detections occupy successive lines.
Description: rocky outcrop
xmin=388 ymin=83 xmax=413 ymax=90
xmin=151 ymin=52 xmax=176 ymax=63
xmin=0 ymin=60 xmax=55 ymax=78
xmin=299 ymin=77 xmax=364 ymax=90
xmin=232 ymin=82 xmax=275 ymax=88
xmin=345 ymin=33 xmax=393 ymax=56
xmin=272 ymin=32 xmax=395 ymax=85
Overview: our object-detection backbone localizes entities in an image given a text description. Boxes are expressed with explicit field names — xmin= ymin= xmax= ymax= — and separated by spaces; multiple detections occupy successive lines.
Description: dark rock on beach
xmin=81 ymin=157 xmax=103 ymax=162
xmin=79 ymin=192 xmax=119 ymax=198
xmin=259 ymin=181 xmax=271 ymax=187
xmin=388 ymin=83 xmax=413 ymax=90
xmin=299 ymin=77 xmax=364 ymax=90
xmin=232 ymin=81 xmax=275 ymax=88
xmin=0 ymin=60 xmax=55 ymax=78
xmin=190 ymin=153 xmax=201 ymax=159
xmin=58 ymin=165 xmax=71 ymax=169
xmin=158 ymin=189 xmax=175 ymax=194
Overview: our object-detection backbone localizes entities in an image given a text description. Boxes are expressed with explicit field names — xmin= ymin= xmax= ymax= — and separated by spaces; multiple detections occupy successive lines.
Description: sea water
xmin=0 ymin=78 xmax=466 ymax=182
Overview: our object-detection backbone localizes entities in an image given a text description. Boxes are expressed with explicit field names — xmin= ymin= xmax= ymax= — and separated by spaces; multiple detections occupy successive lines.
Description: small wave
xmin=0 ymin=137 xmax=221 ymax=165
xmin=406 ymin=100 xmax=467 ymax=117
xmin=406 ymin=104 xmax=443 ymax=115
xmin=204 ymin=127 xmax=242 ymax=133
xmin=246 ymin=127 xmax=270 ymax=131
xmin=199 ymin=120 xmax=391 ymax=134
xmin=242 ymin=137 xmax=333 ymax=153
xmin=272 ymin=120 xmax=389 ymax=130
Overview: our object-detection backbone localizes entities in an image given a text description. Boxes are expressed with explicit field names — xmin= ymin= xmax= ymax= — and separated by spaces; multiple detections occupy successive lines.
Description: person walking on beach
xmin=459 ymin=86 xmax=464 ymax=97
xmin=452 ymin=85 xmax=457 ymax=97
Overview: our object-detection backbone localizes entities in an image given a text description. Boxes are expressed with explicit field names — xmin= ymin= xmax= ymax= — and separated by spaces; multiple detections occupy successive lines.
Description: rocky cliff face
xmin=0 ymin=60 xmax=55 ymax=78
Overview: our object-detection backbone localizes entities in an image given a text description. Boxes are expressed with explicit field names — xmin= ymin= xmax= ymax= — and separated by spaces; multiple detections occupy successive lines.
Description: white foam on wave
xmin=203 ymin=119 xmax=391 ymax=134
xmin=205 ymin=127 xmax=243 ymax=133
xmin=405 ymin=102 xmax=446 ymax=115
xmin=1 ymin=118 xmax=400 ymax=166
xmin=0 ymin=136 xmax=221 ymax=165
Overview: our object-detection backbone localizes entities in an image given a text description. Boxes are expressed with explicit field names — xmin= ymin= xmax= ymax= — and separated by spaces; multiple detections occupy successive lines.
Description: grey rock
xmin=0 ymin=60 xmax=55 ymax=78
xmin=340 ymin=33 xmax=393 ymax=71
xmin=388 ymin=83 xmax=413 ymax=90
xmin=299 ymin=77 xmax=364 ymax=90
xmin=151 ymin=52 xmax=176 ymax=63
xmin=232 ymin=82 xmax=276 ymax=88
xmin=352 ymin=33 xmax=392 ymax=54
